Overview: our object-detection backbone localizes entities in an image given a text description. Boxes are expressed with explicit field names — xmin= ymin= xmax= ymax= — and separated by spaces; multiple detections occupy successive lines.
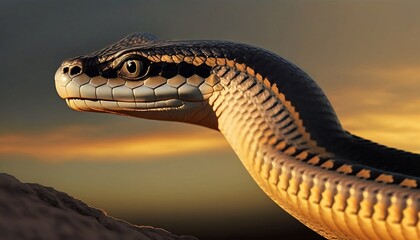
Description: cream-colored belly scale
xmin=209 ymin=66 xmax=420 ymax=240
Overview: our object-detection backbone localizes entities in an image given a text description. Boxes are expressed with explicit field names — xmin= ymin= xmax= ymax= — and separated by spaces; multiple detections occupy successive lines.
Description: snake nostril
xmin=69 ymin=66 xmax=82 ymax=77
xmin=62 ymin=67 xmax=69 ymax=74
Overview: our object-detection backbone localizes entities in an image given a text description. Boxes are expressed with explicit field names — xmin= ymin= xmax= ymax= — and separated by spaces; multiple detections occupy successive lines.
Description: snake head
xmin=54 ymin=33 xmax=221 ymax=129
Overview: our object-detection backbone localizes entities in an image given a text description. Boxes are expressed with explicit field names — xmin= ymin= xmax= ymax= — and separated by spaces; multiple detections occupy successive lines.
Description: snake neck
xmin=208 ymin=66 xmax=420 ymax=185
xmin=208 ymin=66 xmax=329 ymax=170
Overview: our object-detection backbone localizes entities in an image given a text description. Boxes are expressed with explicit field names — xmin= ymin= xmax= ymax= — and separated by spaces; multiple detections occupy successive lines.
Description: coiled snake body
xmin=55 ymin=33 xmax=420 ymax=239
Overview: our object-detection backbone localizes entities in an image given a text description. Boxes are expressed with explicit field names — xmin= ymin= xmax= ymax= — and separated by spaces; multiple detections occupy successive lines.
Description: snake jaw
xmin=65 ymin=98 xmax=184 ymax=112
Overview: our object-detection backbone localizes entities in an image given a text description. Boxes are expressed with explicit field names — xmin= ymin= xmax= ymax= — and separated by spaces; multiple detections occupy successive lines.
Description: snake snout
xmin=54 ymin=58 xmax=88 ymax=100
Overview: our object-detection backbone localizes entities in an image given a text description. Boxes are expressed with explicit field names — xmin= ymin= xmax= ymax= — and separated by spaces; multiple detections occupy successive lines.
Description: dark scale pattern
xmin=195 ymin=64 xmax=212 ymax=78
xmin=312 ymin=157 xmax=333 ymax=167
xmin=291 ymin=134 xmax=304 ymax=142
xmin=68 ymin=33 xmax=420 ymax=179
xmin=100 ymin=68 xmax=118 ymax=78
xmin=84 ymin=59 xmax=212 ymax=81
xmin=145 ymin=62 xmax=211 ymax=79
xmin=148 ymin=64 xmax=163 ymax=77
xmin=161 ymin=64 xmax=178 ymax=78
xmin=178 ymin=62 xmax=195 ymax=78
xmin=84 ymin=63 xmax=100 ymax=78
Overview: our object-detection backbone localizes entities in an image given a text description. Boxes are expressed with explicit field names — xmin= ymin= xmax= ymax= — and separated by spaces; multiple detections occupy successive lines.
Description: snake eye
xmin=126 ymin=60 xmax=138 ymax=73
xmin=119 ymin=59 xmax=148 ymax=79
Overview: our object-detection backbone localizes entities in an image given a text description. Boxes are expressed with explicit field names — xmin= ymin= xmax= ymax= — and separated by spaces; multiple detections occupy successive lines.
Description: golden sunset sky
xmin=1 ymin=1 xmax=419 ymax=239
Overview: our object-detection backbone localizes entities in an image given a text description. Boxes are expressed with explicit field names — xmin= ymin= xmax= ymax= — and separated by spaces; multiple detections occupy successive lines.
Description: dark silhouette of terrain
xmin=0 ymin=173 xmax=197 ymax=240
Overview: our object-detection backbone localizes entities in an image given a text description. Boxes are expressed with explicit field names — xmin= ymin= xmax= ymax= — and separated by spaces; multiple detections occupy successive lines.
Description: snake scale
xmin=54 ymin=33 xmax=420 ymax=240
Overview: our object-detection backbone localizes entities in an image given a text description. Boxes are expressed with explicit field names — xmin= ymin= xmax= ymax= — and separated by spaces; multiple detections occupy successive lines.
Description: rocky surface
xmin=0 ymin=173 xmax=197 ymax=240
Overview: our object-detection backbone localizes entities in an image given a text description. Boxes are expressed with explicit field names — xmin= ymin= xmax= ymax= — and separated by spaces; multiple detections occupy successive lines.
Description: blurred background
xmin=1 ymin=1 xmax=420 ymax=239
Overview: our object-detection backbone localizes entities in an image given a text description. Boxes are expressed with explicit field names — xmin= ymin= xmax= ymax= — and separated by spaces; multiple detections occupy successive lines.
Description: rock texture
xmin=0 ymin=173 xmax=197 ymax=240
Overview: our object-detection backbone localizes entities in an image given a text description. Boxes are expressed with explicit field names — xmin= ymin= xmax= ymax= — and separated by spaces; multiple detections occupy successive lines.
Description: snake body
xmin=55 ymin=33 xmax=420 ymax=239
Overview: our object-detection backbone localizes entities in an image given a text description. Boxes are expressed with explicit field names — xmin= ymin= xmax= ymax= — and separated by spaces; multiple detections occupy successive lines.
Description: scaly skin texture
xmin=209 ymin=66 xmax=420 ymax=240
xmin=55 ymin=33 xmax=420 ymax=239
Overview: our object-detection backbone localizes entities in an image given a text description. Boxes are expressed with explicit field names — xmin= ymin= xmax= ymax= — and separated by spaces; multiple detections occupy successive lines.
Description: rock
xmin=0 ymin=173 xmax=197 ymax=240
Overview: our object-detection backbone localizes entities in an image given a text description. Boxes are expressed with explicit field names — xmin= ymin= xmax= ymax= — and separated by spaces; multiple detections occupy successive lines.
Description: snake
xmin=54 ymin=33 xmax=420 ymax=240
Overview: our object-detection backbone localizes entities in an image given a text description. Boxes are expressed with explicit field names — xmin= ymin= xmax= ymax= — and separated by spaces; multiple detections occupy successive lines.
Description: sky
xmin=1 ymin=1 xmax=420 ymax=239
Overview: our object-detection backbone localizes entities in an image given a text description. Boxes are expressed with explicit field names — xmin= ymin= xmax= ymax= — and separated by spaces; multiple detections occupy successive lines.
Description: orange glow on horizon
xmin=356 ymin=66 xmax=420 ymax=83
xmin=0 ymin=126 xmax=229 ymax=162
xmin=329 ymin=66 xmax=420 ymax=153
xmin=1 ymin=110 xmax=419 ymax=163
xmin=342 ymin=113 xmax=420 ymax=153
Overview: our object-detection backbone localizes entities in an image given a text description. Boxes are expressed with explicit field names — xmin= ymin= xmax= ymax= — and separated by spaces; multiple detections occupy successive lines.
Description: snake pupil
xmin=126 ymin=60 xmax=137 ymax=73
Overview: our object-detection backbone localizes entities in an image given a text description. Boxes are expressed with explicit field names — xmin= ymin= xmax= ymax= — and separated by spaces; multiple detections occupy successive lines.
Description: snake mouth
xmin=65 ymin=98 xmax=184 ymax=112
